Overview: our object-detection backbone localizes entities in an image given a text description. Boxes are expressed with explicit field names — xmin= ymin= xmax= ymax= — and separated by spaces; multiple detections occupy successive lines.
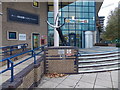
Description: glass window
xmin=89 ymin=7 xmax=95 ymax=12
xmin=76 ymin=7 xmax=80 ymax=12
xmin=83 ymin=13 xmax=89 ymax=18
xmin=82 ymin=25 xmax=89 ymax=30
xmin=76 ymin=24 xmax=82 ymax=30
xmin=69 ymin=2 xmax=76 ymax=5
xmin=69 ymin=6 xmax=75 ymax=11
xmin=83 ymin=1 xmax=88 ymax=6
xmin=76 ymin=1 xmax=82 ymax=6
xmin=69 ymin=24 xmax=76 ymax=29
xmin=89 ymin=13 xmax=95 ymax=18
xmin=69 ymin=13 xmax=75 ymax=18
xmin=89 ymin=1 xmax=95 ymax=6
xmin=76 ymin=13 xmax=81 ymax=18
xmin=62 ymin=12 xmax=69 ymax=17
xmin=89 ymin=19 xmax=95 ymax=24
xmin=83 ymin=7 xmax=88 ymax=12
xmin=89 ymin=25 xmax=95 ymax=30
xmin=7 ymin=31 xmax=18 ymax=40
xmin=48 ymin=12 xmax=53 ymax=17
xmin=69 ymin=30 xmax=75 ymax=33
xmin=61 ymin=6 xmax=68 ymax=11
xmin=48 ymin=18 xmax=54 ymax=23
xmin=62 ymin=25 xmax=69 ymax=29
xmin=48 ymin=25 xmax=53 ymax=29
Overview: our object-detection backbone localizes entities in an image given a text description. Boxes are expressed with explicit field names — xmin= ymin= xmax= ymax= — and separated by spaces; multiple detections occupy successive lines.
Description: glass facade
xmin=48 ymin=0 xmax=96 ymax=48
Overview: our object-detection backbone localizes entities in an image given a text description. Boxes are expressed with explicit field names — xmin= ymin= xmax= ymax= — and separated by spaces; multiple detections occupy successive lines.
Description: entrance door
xmin=69 ymin=33 xmax=76 ymax=46
xmin=32 ymin=33 xmax=40 ymax=49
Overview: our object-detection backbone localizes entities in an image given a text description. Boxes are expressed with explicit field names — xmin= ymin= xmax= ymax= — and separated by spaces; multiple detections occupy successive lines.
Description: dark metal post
xmin=7 ymin=60 xmax=10 ymax=69
xmin=32 ymin=50 xmax=36 ymax=64
xmin=10 ymin=60 xmax=14 ymax=82
xmin=10 ymin=47 xmax=13 ymax=55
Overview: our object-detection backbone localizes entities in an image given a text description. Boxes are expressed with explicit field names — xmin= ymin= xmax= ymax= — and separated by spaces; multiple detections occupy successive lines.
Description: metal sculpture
xmin=0 ymin=12 xmax=3 ymax=15
xmin=47 ymin=13 xmax=67 ymax=46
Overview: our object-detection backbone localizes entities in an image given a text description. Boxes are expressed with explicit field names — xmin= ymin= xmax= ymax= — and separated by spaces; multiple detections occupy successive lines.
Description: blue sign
xmin=7 ymin=8 xmax=39 ymax=24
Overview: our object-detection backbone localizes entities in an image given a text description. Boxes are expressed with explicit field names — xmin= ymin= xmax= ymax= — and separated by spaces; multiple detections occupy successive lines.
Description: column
xmin=54 ymin=0 xmax=59 ymax=46
xmin=85 ymin=31 xmax=93 ymax=48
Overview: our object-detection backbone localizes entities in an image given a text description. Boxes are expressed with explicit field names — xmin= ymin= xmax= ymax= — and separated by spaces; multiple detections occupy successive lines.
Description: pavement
xmin=1 ymin=46 xmax=120 ymax=89
xmin=37 ymin=70 xmax=120 ymax=89
xmin=36 ymin=46 xmax=120 ymax=89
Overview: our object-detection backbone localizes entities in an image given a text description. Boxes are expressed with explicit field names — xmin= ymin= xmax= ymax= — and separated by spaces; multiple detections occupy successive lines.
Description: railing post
xmin=34 ymin=51 xmax=36 ymax=64
xmin=7 ymin=60 xmax=10 ymax=69
xmin=8 ymin=59 xmax=14 ymax=82
xmin=22 ymin=45 xmax=25 ymax=51
xmin=11 ymin=62 xmax=14 ymax=82
xmin=10 ymin=47 xmax=13 ymax=55
xmin=32 ymin=50 xmax=34 ymax=57
xmin=32 ymin=50 xmax=36 ymax=64
xmin=42 ymin=46 xmax=44 ymax=51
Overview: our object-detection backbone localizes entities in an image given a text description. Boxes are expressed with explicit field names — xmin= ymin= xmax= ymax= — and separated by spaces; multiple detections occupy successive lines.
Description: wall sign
xmin=19 ymin=34 xmax=26 ymax=41
xmin=7 ymin=31 xmax=18 ymax=40
xmin=8 ymin=8 xmax=39 ymax=24
xmin=33 ymin=0 xmax=39 ymax=8
xmin=65 ymin=19 xmax=88 ymax=23
xmin=58 ymin=49 xmax=65 ymax=55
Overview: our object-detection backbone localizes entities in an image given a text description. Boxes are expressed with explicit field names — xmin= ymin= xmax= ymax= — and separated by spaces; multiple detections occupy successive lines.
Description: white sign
xmin=66 ymin=19 xmax=88 ymax=23
xmin=18 ymin=45 xmax=21 ymax=49
xmin=19 ymin=34 xmax=26 ymax=41
xmin=67 ymin=49 xmax=71 ymax=54
xmin=58 ymin=49 xmax=65 ymax=54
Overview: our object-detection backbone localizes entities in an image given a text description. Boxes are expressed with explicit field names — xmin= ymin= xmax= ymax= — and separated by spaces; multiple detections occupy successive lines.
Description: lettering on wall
xmin=7 ymin=8 xmax=39 ymax=24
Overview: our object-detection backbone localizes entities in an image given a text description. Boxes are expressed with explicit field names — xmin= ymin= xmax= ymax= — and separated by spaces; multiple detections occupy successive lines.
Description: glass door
xmin=32 ymin=33 xmax=40 ymax=49
xmin=69 ymin=33 xmax=76 ymax=46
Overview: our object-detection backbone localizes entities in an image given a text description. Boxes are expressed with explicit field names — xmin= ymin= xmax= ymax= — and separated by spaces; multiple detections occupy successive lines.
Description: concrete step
xmin=78 ymin=51 xmax=120 ymax=73
xmin=78 ymin=61 xmax=120 ymax=68
xmin=79 ymin=53 xmax=119 ymax=59
xmin=78 ymin=56 xmax=119 ymax=63
xmin=78 ymin=67 xmax=120 ymax=74
xmin=80 ymin=51 xmax=120 ymax=56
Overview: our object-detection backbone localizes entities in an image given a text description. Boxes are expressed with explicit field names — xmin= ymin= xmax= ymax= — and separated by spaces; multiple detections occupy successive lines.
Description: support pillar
xmin=54 ymin=0 xmax=59 ymax=46
xmin=85 ymin=31 xmax=93 ymax=48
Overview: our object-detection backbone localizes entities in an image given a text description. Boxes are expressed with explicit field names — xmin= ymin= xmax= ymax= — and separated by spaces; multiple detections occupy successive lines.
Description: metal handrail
xmin=0 ymin=43 xmax=28 ymax=55
xmin=0 ymin=44 xmax=47 ymax=82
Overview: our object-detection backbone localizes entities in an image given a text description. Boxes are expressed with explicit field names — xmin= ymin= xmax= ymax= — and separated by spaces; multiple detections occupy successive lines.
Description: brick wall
xmin=2 ymin=2 xmax=48 ymax=48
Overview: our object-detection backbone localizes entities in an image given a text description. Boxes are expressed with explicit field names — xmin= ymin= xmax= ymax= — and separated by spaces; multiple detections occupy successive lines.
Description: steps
xmin=78 ymin=51 xmax=120 ymax=74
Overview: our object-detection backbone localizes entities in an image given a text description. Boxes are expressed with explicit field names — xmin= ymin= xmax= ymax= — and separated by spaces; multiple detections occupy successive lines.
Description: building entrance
xmin=69 ymin=33 xmax=76 ymax=46
xmin=32 ymin=33 xmax=40 ymax=49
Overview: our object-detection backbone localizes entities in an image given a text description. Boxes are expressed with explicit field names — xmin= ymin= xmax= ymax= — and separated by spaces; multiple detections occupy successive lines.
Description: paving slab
xmin=75 ymin=81 xmax=94 ymax=88
xmin=97 ymin=72 xmax=111 ymax=82
xmin=49 ymin=76 xmax=68 ymax=84
xmin=56 ymin=83 xmax=74 ymax=88
xmin=111 ymin=71 xmax=119 ymax=83
xmin=66 ymin=74 xmax=83 ymax=81
xmin=38 ymin=81 xmax=59 ymax=88
xmin=59 ymin=77 xmax=79 ymax=88
xmin=80 ymin=73 xmax=97 ymax=84
xmin=112 ymin=81 xmax=119 ymax=88
xmin=95 ymin=78 xmax=113 ymax=88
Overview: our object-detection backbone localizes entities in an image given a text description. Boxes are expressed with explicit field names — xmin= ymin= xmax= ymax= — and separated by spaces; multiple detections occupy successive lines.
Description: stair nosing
xmin=78 ymin=67 xmax=120 ymax=73
xmin=78 ymin=58 xmax=119 ymax=63
xmin=78 ymin=62 xmax=120 ymax=68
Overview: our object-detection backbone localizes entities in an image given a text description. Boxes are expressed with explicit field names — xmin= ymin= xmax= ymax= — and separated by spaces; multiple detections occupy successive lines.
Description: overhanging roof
xmin=48 ymin=0 xmax=104 ymax=15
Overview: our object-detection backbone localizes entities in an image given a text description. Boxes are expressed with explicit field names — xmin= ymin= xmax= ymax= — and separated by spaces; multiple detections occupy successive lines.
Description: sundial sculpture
xmin=47 ymin=13 xmax=67 ymax=46
xmin=0 ymin=12 xmax=3 ymax=15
